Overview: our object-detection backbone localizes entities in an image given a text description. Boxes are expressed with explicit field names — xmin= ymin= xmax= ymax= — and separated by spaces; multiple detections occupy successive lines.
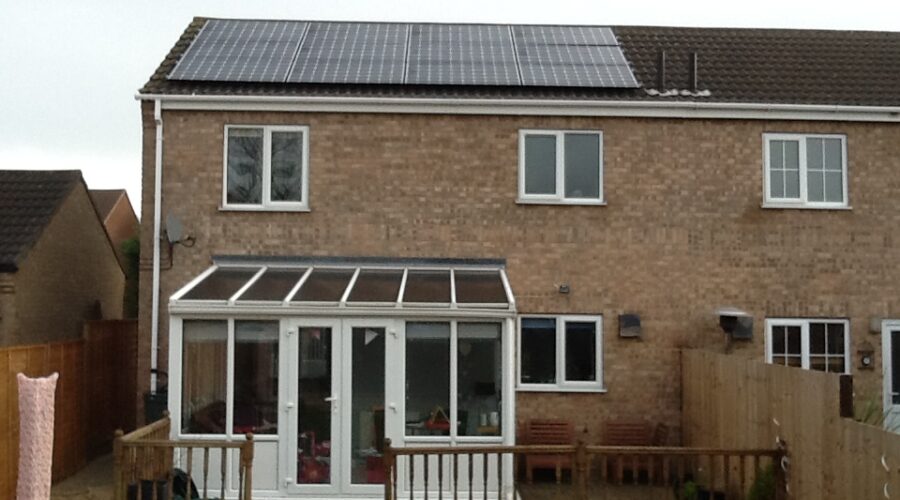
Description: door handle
xmin=388 ymin=403 xmax=398 ymax=413
xmin=324 ymin=396 xmax=338 ymax=402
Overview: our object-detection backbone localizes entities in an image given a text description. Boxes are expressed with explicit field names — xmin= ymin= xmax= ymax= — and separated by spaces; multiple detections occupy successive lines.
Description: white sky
xmin=1 ymin=0 xmax=897 ymax=215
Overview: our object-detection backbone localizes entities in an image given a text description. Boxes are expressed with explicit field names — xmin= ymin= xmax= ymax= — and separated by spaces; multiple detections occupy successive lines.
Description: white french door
xmin=281 ymin=318 xmax=399 ymax=496
xmin=883 ymin=320 xmax=900 ymax=432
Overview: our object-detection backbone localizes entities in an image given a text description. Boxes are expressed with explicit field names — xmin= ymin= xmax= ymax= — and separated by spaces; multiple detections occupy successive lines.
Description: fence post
xmin=575 ymin=439 xmax=588 ymax=500
xmin=113 ymin=429 xmax=124 ymax=500
xmin=241 ymin=433 xmax=255 ymax=500
xmin=383 ymin=438 xmax=395 ymax=500
xmin=839 ymin=374 xmax=854 ymax=418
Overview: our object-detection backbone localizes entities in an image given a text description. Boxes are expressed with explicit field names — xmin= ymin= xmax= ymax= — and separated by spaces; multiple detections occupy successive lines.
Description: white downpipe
xmin=150 ymin=99 xmax=163 ymax=393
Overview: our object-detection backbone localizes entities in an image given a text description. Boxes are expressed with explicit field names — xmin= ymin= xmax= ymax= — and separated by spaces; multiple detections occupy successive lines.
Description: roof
xmin=89 ymin=189 xmax=125 ymax=221
xmin=141 ymin=18 xmax=900 ymax=107
xmin=0 ymin=170 xmax=82 ymax=272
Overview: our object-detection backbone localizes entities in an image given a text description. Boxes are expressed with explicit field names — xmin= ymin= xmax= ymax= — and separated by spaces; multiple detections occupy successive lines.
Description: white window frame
xmin=518 ymin=130 xmax=605 ymax=205
xmin=222 ymin=125 xmax=310 ymax=211
xmin=517 ymin=315 xmax=605 ymax=392
xmin=762 ymin=133 xmax=849 ymax=209
xmin=765 ymin=318 xmax=851 ymax=374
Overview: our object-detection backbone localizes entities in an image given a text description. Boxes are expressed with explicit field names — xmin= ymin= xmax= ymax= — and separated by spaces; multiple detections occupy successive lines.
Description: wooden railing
xmin=383 ymin=440 xmax=786 ymax=500
xmin=113 ymin=415 xmax=254 ymax=500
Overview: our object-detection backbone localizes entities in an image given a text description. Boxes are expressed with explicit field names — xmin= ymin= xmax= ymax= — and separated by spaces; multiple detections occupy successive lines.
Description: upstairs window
xmin=763 ymin=133 xmax=848 ymax=208
xmin=518 ymin=130 xmax=603 ymax=204
xmin=766 ymin=318 xmax=850 ymax=374
xmin=223 ymin=125 xmax=309 ymax=210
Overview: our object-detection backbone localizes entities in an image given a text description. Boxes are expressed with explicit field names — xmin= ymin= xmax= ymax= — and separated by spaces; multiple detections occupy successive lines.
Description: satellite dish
xmin=165 ymin=214 xmax=184 ymax=243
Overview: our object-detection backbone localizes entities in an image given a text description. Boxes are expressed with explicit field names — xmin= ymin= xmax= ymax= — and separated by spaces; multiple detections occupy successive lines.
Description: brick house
xmin=138 ymin=18 xmax=900 ymax=498
xmin=0 ymin=170 xmax=125 ymax=347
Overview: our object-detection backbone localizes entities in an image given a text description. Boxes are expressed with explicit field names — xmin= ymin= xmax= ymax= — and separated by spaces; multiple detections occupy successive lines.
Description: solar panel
xmin=288 ymin=22 xmax=408 ymax=84
xmin=405 ymin=24 xmax=520 ymax=86
xmin=169 ymin=19 xmax=308 ymax=82
xmin=168 ymin=20 xmax=639 ymax=89
xmin=512 ymin=26 xmax=639 ymax=88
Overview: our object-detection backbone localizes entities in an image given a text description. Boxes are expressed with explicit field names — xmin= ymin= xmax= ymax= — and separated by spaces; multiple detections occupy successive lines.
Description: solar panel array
xmin=169 ymin=19 xmax=639 ymax=88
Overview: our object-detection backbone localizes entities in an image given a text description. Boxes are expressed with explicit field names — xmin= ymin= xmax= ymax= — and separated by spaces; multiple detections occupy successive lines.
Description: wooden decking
xmin=518 ymin=483 xmax=675 ymax=500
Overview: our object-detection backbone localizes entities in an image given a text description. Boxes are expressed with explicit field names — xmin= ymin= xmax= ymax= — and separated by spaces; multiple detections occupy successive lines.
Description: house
xmin=90 ymin=189 xmax=139 ymax=265
xmin=0 ymin=170 xmax=125 ymax=347
xmin=91 ymin=188 xmax=140 ymax=317
xmin=137 ymin=18 xmax=900 ymax=499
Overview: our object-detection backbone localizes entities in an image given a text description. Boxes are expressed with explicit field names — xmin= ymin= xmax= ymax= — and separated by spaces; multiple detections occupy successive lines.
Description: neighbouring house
xmin=90 ymin=189 xmax=139 ymax=264
xmin=0 ymin=170 xmax=125 ymax=347
xmin=137 ymin=18 xmax=900 ymax=498
xmin=91 ymin=188 xmax=140 ymax=317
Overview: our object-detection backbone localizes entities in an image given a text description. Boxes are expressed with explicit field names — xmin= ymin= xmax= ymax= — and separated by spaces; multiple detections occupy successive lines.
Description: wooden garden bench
xmin=523 ymin=419 xmax=575 ymax=483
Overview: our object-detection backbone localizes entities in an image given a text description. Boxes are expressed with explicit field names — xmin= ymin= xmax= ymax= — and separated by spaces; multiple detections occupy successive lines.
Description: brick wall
xmin=2 ymin=184 xmax=125 ymax=347
xmin=139 ymin=104 xmax=900 ymax=435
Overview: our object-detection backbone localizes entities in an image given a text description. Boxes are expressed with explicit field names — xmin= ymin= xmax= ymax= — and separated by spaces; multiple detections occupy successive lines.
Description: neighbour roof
xmin=0 ymin=170 xmax=82 ymax=272
xmin=141 ymin=18 xmax=900 ymax=107
xmin=89 ymin=189 xmax=126 ymax=221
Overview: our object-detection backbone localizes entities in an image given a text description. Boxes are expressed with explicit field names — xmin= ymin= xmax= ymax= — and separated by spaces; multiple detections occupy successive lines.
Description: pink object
xmin=17 ymin=372 xmax=58 ymax=500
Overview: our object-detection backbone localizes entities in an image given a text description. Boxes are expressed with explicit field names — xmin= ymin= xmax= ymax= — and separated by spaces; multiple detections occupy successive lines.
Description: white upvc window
xmin=517 ymin=315 xmax=604 ymax=392
xmin=518 ymin=130 xmax=604 ymax=205
xmin=762 ymin=133 xmax=848 ymax=209
xmin=765 ymin=318 xmax=850 ymax=374
xmin=222 ymin=125 xmax=310 ymax=211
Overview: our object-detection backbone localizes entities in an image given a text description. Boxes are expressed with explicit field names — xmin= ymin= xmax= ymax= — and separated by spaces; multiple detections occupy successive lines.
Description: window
xmin=518 ymin=316 xmax=603 ymax=391
xmin=404 ymin=321 xmax=503 ymax=439
xmin=180 ymin=319 xmax=281 ymax=437
xmin=223 ymin=125 xmax=309 ymax=210
xmin=763 ymin=133 xmax=848 ymax=208
xmin=766 ymin=319 xmax=849 ymax=373
xmin=519 ymin=130 xmax=603 ymax=204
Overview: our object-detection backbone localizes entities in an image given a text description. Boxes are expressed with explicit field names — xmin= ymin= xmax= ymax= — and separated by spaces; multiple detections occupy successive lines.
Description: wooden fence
xmin=0 ymin=320 xmax=137 ymax=499
xmin=683 ymin=349 xmax=900 ymax=499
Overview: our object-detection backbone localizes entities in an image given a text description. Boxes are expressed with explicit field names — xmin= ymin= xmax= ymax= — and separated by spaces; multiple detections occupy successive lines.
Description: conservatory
xmin=167 ymin=256 xmax=517 ymax=498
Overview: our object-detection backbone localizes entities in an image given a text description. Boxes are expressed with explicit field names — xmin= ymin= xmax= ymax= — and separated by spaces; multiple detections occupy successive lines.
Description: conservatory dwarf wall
xmin=167 ymin=257 xmax=517 ymax=499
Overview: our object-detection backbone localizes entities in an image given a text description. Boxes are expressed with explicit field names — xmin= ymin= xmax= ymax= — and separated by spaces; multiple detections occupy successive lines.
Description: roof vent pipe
xmin=658 ymin=50 xmax=667 ymax=91
xmin=690 ymin=52 xmax=699 ymax=91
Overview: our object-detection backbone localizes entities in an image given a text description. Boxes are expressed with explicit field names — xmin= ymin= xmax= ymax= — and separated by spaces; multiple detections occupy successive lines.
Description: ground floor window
xmin=518 ymin=315 xmax=604 ymax=391
xmin=766 ymin=318 xmax=850 ymax=373
xmin=181 ymin=320 xmax=228 ymax=434
xmin=405 ymin=321 xmax=503 ymax=438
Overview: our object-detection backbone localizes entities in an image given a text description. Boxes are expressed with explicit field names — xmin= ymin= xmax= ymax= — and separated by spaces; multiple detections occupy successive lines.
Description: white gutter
xmin=136 ymin=93 xmax=900 ymax=123
xmin=150 ymin=99 xmax=163 ymax=393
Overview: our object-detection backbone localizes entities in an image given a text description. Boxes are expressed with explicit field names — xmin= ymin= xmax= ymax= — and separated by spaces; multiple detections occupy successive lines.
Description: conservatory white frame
xmin=167 ymin=257 xmax=517 ymax=499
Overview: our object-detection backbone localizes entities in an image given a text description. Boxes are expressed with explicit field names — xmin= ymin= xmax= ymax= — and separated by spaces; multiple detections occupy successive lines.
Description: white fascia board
xmin=137 ymin=92 xmax=900 ymax=123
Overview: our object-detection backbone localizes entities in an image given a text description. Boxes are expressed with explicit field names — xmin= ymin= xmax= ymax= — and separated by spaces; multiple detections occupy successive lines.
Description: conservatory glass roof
xmin=170 ymin=257 xmax=514 ymax=310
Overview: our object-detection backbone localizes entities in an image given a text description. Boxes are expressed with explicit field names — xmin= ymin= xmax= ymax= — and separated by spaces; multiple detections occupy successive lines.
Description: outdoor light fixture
xmin=618 ymin=313 xmax=642 ymax=338
xmin=858 ymin=341 xmax=875 ymax=370
xmin=558 ymin=283 xmax=570 ymax=294
xmin=716 ymin=307 xmax=753 ymax=340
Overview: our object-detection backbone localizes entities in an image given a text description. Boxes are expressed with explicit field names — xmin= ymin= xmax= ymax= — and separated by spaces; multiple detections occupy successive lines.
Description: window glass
xmin=271 ymin=131 xmax=304 ymax=202
xmin=403 ymin=271 xmax=451 ymax=303
xmin=457 ymin=323 xmax=502 ymax=436
xmin=454 ymin=271 xmax=507 ymax=305
xmin=293 ymin=269 xmax=355 ymax=302
xmin=892 ymin=330 xmax=900 ymax=404
xmin=182 ymin=320 xmax=228 ymax=434
xmin=233 ymin=321 xmax=279 ymax=434
xmin=182 ymin=268 xmax=259 ymax=301
xmin=766 ymin=134 xmax=846 ymax=206
xmin=238 ymin=268 xmax=306 ymax=301
xmin=769 ymin=320 xmax=847 ymax=372
xmin=524 ymin=135 xmax=557 ymax=195
xmin=297 ymin=326 xmax=332 ymax=484
xmin=823 ymin=138 xmax=844 ymax=203
xmin=227 ymin=128 xmax=264 ymax=204
xmin=520 ymin=318 xmax=556 ymax=384
xmin=350 ymin=326 xmax=385 ymax=483
xmin=405 ymin=322 xmax=451 ymax=436
xmin=563 ymin=133 xmax=600 ymax=199
xmin=347 ymin=270 xmax=404 ymax=303
xmin=565 ymin=321 xmax=597 ymax=381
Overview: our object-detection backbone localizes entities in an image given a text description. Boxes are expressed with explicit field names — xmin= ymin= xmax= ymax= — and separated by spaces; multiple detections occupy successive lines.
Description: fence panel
xmin=682 ymin=349 xmax=900 ymax=500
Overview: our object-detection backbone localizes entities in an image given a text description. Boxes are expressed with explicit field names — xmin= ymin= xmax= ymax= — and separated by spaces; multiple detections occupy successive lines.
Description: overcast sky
xmin=1 ymin=0 xmax=897 ymax=215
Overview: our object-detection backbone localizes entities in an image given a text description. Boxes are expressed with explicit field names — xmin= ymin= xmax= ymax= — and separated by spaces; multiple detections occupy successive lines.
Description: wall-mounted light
xmin=715 ymin=307 xmax=753 ymax=340
xmin=558 ymin=283 xmax=570 ymax=294
xmin=858 ymin=340 xmax=875 ymax=370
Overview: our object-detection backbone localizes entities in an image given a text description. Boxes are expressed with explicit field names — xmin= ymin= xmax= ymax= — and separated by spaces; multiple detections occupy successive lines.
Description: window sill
xmin=516 ymin=198 xmax=607 ymax=206
xmin=761 ymin=203 xmax=851 ymax=211
xmin=517 ymin=385 xmax=607 ymax=394
xmin=219 ymin=205 xmax=310 ymax=213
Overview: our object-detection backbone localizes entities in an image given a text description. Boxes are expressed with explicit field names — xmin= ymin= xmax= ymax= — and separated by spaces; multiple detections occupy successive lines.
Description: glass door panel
xmin=296 ymin=326 xmax=333 ymax=485
xmin=349 ymin=326 xmax=386 ymax=485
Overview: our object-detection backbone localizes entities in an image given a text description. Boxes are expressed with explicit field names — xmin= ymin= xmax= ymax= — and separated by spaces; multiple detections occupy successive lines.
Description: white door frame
xmin=340 ymin=318 xmax=400 ymax=495
xmin=882 ymin=320 xmax=900 ymax=430
xmin=282 ymin=318 xmax=343 ymax=496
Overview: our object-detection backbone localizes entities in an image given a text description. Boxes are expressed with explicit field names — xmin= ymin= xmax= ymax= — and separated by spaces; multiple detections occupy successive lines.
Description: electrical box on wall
xmin=619 ymin=314 xmax=642 ymax=338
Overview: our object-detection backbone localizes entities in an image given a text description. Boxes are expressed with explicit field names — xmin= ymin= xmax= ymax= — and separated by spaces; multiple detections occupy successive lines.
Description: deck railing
xmin=383 ymin=440 xmax=786 ymax=500
xmin=113 ymin=415 xmax=255 ymax=500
